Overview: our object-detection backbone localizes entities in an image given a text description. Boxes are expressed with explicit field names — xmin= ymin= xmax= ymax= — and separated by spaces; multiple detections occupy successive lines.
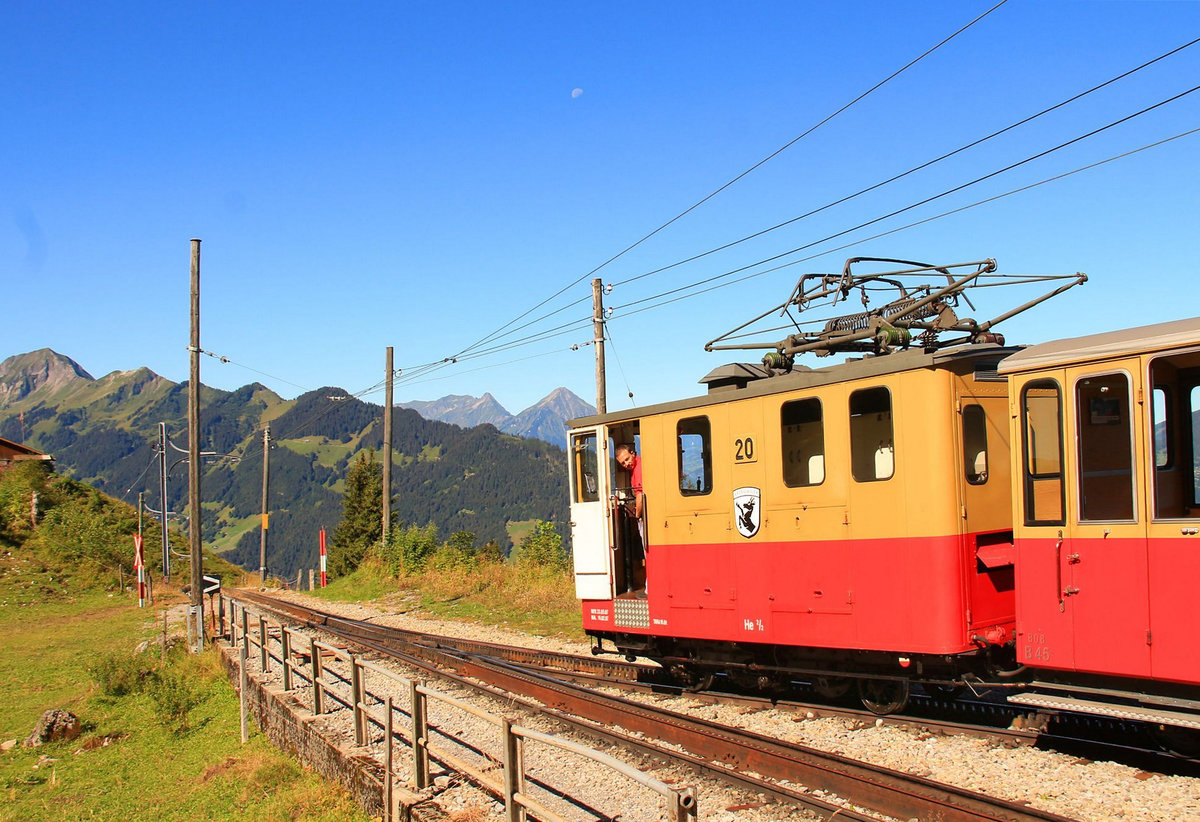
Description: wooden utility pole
xmin=592 ymin=278 xmax=607 ymax=414
xmin=382 ymin=346 xmax=393 ymax=542
xmin=188 ymin=238 xmax=204 ymax=652
xmin=259 ymin=423 xmax=270 ymax=583
xmin=158 ymin=422 xmax=170 ymax=580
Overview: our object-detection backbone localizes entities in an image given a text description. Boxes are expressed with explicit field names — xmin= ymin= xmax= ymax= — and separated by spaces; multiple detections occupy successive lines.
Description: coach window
xmin=1152 ymin=387 xmax=1171 ymax=470
xmin=850 ymin=386 xmax=894 ymax=482
xmin=1021 ymin=380 xmax=1065 ymax=526
xmin=1076 ymin=374 xmax=1135 ymax=521
xmin=782 ymin=398 xmax=825 ymax=487
xmin=677 ymin=416 xmax=713 ymax=496
xmin=961 ymin=404 xmax=989 ymax=485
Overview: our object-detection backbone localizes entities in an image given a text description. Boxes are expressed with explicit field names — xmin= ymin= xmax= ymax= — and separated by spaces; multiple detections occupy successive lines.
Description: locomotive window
xmin=849 ymin=387 xmax=894 ymax=482
xmin=962 ymin=404 xmax=988 ymax=485
xmin=1021 ymin=380 xmax=1065 ymax=526
xmin=781 ymin=398 xmax=824 ymax=487
xmin=677 ymin=416 xmax=713 ymax=496
xmin=1076 ymin=374 xmax=1135 ymax=522
xmin=570 ymin=432 xmax=600 ymax=504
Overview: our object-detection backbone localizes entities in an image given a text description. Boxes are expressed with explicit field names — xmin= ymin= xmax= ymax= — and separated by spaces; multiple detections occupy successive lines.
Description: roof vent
xmin=700 ymin=363 xmax=772 ymax=393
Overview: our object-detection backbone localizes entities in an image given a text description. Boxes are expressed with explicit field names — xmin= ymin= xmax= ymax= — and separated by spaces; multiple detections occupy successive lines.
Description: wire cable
xmin=604 ymin=326 xmax=636 ymax=407
xmin=431 ymin=32 xmax=1198 ymax=367
xmin=612 ymin=124 xmax=1200 ymax=320
xmin=121 ymin=452 xmax=162 ymax=502
xmin=443 ymin=0 xmax=1011 ymax=363
xmin=197 ymin=348 xmax=313 ymax=394
xmin=609 ymin=35 xmax=1200 ymax=290
xmin=611 ymin=86 xmax=1200 ymax=315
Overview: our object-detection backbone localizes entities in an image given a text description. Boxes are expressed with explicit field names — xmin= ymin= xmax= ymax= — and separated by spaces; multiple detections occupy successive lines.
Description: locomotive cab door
xmin=569 ymin=427 xmax=613 ymax=600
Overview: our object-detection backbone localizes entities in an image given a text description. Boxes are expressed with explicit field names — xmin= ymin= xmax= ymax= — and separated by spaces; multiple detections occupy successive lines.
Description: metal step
xmin=1009 ymin=692 xmax=1200 ymax=730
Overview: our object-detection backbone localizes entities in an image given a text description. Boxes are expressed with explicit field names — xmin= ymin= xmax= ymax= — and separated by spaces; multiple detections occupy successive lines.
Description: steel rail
xmin=234 ymin=589 xmax=651 ymax=680
xmin=232 ymin=590 xmax=1078 ymax=822
xmin=235 ymin=590 xmax=1038 ymax=747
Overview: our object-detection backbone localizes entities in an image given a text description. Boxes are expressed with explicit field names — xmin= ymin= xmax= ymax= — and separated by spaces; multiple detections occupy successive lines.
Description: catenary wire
xmin=437 ymin=34 xmax=1199 ymax=362
xmin=443 ymin=1 xmax=1011 ymax=364
xmin=198 ymin=348 xmax=313 ymax=394
xmin=610 ymin=86 xmax=1200 ymax=315
xmin=611 ymin=125 xmax=1200 ymax=321
xmin=609 ymin=35 xmax=1200 ymax=290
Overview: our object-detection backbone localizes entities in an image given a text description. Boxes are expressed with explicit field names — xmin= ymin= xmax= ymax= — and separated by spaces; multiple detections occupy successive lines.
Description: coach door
xmin=1145 ymin=350 xmax=1200 ymax=684
xmin=1063 ymin=367 xmax=1150 ymax=678
xmin=1015 ymin=370 xmax=1151 ymax=676
xmin=568 ymin=427 xmax=612 ymax=600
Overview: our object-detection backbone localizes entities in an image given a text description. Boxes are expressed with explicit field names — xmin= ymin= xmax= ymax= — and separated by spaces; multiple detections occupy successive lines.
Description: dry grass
xmin=402 ymin=560 xmax=580 ymax=636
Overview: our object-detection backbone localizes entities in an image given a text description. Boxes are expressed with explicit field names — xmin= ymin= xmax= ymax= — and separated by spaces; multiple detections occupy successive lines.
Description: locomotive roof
xmin=569 ymin=343 xmax=1018 ymax=428
xmin=997 ymin=316 xmax=1200 ymax=375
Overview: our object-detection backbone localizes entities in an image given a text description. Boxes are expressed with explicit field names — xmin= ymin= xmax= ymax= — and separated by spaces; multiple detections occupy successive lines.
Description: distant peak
xmin=0 ymin=349 xmax=94 ymax=407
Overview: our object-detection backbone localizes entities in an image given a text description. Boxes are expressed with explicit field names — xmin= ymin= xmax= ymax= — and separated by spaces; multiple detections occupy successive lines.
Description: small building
xmin=0 ymin=436 xmax=54 ymax=472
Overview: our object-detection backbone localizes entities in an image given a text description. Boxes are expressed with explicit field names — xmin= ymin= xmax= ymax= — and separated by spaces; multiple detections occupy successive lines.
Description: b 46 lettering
xmin=1023 ymin=644 xmax=1051 ymax=661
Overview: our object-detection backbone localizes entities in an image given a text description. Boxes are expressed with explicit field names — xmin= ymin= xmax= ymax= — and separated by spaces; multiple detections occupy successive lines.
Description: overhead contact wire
xmin=609 ymin=35 xmax=1200 ymax=290
xmin=612 ymin=86 xmax=1200 ymax=315
xmin=443 ymin=0 xmax=1010 ymax=362
xmin=614 ymin=125 xmax=1200 ymax=319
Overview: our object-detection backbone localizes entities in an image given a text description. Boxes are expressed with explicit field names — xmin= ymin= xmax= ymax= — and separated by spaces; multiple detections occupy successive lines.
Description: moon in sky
xmin=571 ymin=88 xmax=583 ymax=99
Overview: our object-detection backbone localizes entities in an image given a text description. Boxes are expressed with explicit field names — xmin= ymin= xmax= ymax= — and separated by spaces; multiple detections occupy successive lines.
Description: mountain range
xmin=0 ymin=349 xmax=580 ymax=579
xmin=400 ymin=388 xmax=594 ymax=448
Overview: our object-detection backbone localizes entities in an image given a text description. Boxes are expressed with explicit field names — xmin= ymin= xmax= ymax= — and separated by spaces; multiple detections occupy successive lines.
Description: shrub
xmin=88 ymin=649 xmax=154 ymax=697
xmin=147 ymin=663 xmax=204 ymax=733
xmin=513 ymin=520 xmax=568 ymax=570
xmin=371 ymin=522 xmax=440 ymax=576
xmin=0 ymin=461 xmax=55 ymax=543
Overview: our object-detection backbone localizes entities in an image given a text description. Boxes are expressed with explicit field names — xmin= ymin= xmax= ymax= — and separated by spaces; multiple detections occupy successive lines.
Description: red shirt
xmin=630 ymin=454 xmax=642 ymax=494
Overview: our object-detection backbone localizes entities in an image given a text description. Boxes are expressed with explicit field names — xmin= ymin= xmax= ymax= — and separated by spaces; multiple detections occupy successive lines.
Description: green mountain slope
xmin=0 ymin=351 xmax=567 ymax=579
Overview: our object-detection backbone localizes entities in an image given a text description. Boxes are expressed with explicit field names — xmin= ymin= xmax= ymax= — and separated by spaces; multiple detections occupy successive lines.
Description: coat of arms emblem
xmin=733 ymin=486 xmax=761 ymax=539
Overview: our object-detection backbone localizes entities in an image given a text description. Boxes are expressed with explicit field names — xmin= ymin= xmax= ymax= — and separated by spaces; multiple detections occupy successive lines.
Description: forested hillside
xmin=0 ymin=351 xmax=568 ymax=580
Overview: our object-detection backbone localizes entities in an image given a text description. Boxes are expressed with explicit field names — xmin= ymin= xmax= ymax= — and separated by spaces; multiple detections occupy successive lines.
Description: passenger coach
xmin=1001 ymin=318 xmax=1200 ymax=725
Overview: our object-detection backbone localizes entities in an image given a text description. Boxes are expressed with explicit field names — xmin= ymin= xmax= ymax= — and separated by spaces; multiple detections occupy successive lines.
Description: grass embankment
xmin=311 ymin=560 xmax=583 ymax=639
xmin=0 ymin=559 xmax=367 ymax=822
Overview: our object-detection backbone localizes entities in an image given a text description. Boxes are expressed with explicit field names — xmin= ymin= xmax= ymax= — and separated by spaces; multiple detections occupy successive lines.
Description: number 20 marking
xmin=734 ymin=437 xmax=756 ymax=462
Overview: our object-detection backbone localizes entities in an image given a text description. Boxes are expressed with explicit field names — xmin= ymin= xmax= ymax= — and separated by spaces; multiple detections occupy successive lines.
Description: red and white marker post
xmin=319 ymin=528 xmax=327 ymax=588
xmin=132 ymin=533 xmax=146 ymax=607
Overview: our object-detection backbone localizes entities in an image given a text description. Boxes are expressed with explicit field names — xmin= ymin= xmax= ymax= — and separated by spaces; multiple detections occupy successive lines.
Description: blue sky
xmin=3 ymin=1 xmax=1198 ymax=415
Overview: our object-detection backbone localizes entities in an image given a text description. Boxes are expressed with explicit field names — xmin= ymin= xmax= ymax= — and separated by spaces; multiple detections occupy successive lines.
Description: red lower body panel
xmin=583 ymin=533 xmax=1014 ymax=657
xmin=1015 ymin=535 xmax=1200 ymax=686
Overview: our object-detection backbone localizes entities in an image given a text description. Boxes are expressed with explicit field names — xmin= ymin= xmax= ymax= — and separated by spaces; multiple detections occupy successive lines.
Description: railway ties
xmin=231 ymin=589 xmax=1089 ymax=822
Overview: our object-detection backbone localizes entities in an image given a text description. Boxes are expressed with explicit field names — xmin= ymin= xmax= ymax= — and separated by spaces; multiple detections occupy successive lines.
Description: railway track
xmin=230 ymin=589 xmax=1197 ymax=777
xmin=229 ymin=589 xmax=1084 ymax=822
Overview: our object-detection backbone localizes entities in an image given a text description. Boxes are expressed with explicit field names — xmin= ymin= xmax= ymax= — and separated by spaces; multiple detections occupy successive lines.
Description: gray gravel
xmin=263 ymin=591 xmax=1200 ymax=822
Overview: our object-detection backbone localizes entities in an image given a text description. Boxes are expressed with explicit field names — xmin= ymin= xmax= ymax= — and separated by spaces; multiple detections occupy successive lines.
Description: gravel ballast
xmin=259 ymin=591 xmax=1200 ymax=822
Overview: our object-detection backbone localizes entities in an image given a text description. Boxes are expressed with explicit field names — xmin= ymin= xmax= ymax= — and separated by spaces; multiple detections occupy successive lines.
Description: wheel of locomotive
xmin=669 ymin=663 xmax=714 ymax=693
xmin=857 ymin=678 xmax=910 ymax=715
xmin=812 ymin=675 xmax=853 ymax=700
xmin=729 ymin=670 xmax=787 ymax=694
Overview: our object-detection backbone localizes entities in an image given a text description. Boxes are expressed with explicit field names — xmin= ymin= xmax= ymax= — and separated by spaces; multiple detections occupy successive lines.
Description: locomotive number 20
xmin=734 ymin=436 xmax=757 ymax=463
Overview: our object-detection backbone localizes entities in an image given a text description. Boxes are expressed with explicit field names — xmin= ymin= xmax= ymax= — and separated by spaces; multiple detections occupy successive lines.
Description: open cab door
xmin=568 ymin=426 xmax=613 ymax=600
